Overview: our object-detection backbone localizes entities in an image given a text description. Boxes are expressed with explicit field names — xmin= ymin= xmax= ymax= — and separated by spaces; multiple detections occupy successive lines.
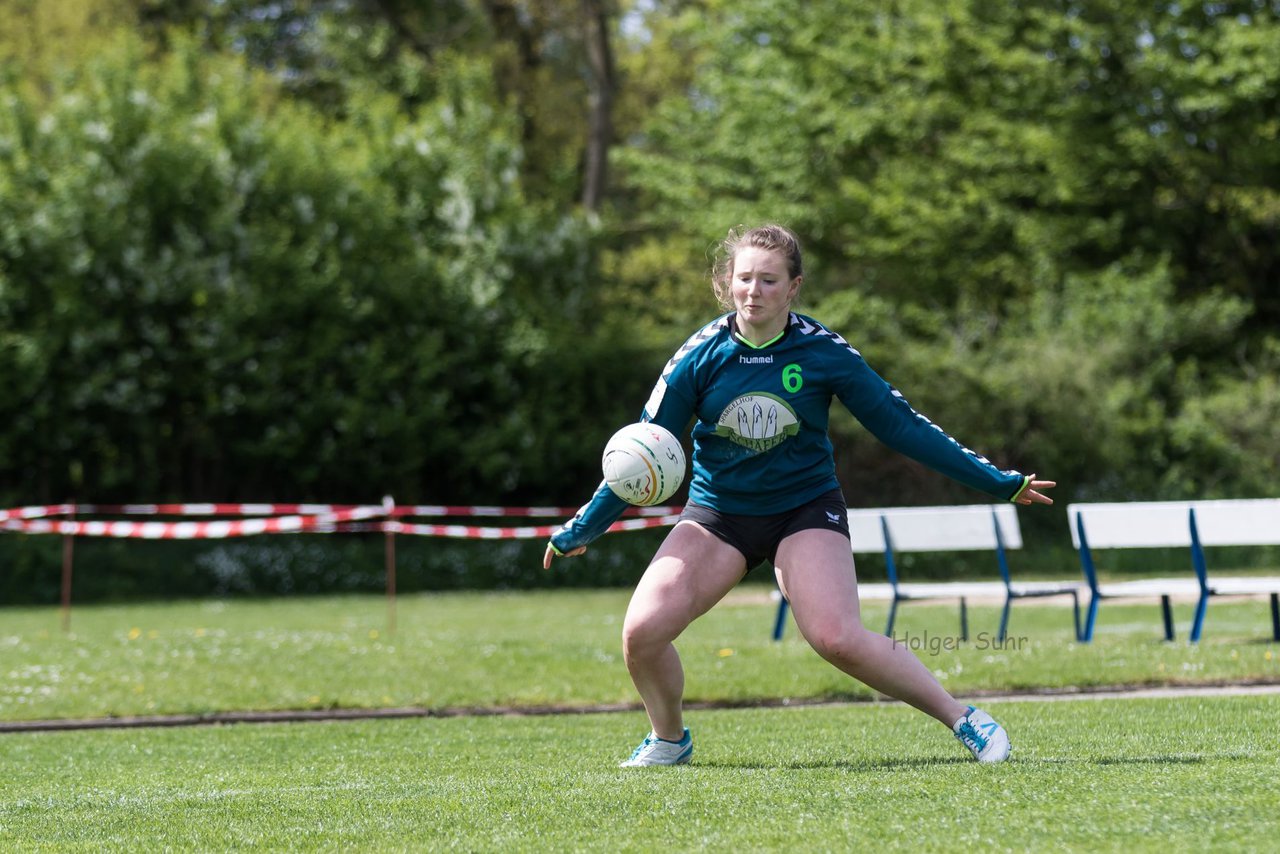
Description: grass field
xmin=2 ymin=589 xmax=1277 ymax=851
xmin=2 ymin=589 xmax=1277 ymax=722
xmin=3 ymin=697 xmax=1278 ymax=850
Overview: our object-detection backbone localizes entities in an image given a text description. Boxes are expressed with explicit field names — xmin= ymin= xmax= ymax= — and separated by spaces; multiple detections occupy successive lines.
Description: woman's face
xmin=730 ymin=246 xmax=800 ymax=332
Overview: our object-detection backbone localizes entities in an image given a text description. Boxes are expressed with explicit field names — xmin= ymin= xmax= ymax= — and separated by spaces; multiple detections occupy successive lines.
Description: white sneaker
xmin=953 ymin=706 xmax=1011 ymax=763
xmin=619 ymin=728 xmax=693 ymax=767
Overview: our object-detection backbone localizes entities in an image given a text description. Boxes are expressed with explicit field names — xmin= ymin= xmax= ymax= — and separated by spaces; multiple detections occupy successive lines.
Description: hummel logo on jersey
xmin=739 ymin=355 xmax=773 ymax=364
xmin=826 ymin=511 xmax=842 ymax=525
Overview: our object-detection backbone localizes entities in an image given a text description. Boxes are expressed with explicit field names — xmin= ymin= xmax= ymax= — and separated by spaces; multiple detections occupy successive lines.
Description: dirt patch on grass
xmin=4 ymin=680 xmax=1278 ymax=734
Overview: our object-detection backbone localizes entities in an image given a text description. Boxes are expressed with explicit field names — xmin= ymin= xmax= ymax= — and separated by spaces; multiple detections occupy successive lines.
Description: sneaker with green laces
xmin=619 ymin=728 xmax=693 ymax=767
xmin=953 ymin=706 xmax=1011 ymax=763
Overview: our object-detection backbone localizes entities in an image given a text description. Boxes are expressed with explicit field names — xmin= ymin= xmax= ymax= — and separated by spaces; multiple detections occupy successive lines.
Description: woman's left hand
xmin=1017 ymin=475 xmax=1056 ymax=506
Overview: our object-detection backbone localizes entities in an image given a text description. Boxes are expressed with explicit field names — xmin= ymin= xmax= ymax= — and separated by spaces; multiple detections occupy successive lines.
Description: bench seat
xmin=1069 ymin=499 xmax=1280 ymax=643
xmin=773 ymin=504 xmax=1081 ymax=642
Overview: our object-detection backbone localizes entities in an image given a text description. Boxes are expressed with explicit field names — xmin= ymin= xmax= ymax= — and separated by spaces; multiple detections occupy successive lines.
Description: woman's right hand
xmin=543 ymin=543 xmax=587 ymax=569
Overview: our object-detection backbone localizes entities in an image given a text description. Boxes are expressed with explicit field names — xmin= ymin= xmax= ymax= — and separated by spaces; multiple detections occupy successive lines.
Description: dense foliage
xmin=0 ymin=30 xmax=637 ymax=506
xmin=611 ymin=0 xmax=1280 ymax=505
xmin=1 ymin=1 xmax=1277 ymax=598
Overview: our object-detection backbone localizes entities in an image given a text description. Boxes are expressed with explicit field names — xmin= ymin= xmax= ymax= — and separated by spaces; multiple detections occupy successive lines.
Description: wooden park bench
xmin=773 ymin=504 xmax=1081 ymax=642
xmin=1068 ymin=498 xmax=1280 ymax=643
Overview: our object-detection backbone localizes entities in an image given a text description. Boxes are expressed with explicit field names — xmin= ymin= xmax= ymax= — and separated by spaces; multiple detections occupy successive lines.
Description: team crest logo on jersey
xmin=714 ymin=393 xmax=800 ymax=452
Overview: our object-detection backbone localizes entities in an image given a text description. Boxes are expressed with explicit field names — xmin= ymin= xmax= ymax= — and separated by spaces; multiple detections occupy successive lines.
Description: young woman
xmin=544 ymin=224 xmax=1054 ymax=767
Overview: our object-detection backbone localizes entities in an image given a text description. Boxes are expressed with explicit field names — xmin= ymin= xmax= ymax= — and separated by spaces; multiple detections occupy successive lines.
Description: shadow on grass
xmin=1029 ymin=753 xmax=1258 ymax=766
xmin=699 ymin=756 xmax=973 ymax=771
xmin=699 ymin=752 xmax=1254 ymax=771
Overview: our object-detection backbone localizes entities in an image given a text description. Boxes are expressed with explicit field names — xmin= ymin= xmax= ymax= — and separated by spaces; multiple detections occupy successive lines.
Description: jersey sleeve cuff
xmin=1007 ymin=475 xmax=1032 ymax=503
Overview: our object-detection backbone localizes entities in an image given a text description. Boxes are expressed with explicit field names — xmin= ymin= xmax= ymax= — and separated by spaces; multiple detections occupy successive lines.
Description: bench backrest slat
xmin=1192 ymin=501 xmax=1280 ymax=547
xmin=848 ymin=504 xmax=1021 ymax=554
xmin=1068 ymin=499 xmax=1280 ymax=549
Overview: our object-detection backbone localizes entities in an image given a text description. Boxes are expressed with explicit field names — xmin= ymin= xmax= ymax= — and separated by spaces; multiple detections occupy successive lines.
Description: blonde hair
xmin=710 ymin=224 xmax=804 ymax=310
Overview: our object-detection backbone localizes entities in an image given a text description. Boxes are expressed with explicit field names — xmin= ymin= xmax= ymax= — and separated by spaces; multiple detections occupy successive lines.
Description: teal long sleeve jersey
xmin=550 ymin=312 xmax=1030 ymax=554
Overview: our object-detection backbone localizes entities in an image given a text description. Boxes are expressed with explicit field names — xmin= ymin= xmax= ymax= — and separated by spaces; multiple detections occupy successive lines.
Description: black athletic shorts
xmin=678 ymin=488 xmax=852 ymax=571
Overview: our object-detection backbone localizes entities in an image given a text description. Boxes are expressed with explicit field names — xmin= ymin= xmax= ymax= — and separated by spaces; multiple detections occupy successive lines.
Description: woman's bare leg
xmin=774 ymin=528 xmax=966 ymax=726
xmin=622 ymin=521 xmax=747 ymax=739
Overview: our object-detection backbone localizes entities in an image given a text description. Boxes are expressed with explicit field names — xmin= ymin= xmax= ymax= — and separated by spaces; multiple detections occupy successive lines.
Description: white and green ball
xmin=602 ymin=422 xmax=686 ymax=506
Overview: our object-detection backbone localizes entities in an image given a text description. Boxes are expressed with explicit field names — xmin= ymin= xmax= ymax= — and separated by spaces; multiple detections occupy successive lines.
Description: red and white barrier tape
xmin=0 ymin=502 xmax=678 ymax=521
xmin=0 ymin=503 xmax=683 ymax=540
xmin=0 ymin=504 xmax=75 ymax=522
xmin=0 ymin=503 xmax=366 ymax=522
xmin=1 ymin=505 xmax=387 ymax=540
xmin=74 ymin=503 xmax=366 ymax=517
xmin=391 ymin=505 xmax=677 ymax=518
xmin=381 ymin=514 xmax=680 ymax=540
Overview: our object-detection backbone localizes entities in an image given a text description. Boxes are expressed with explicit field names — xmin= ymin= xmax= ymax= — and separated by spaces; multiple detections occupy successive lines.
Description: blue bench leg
xmin=1083 ymin=595 xmax=1099 ymax=643
xmin=998 ymin=597 xmax=1012 ymax=643
xmin=885 ymin=597 xmax=899 ymax=638
xmin=1271 ymin=593 xmax=1279 ymax=642
xmin=1161 ymin=595 xmax=1175 ymax=641
xmin=1190 ymin=592 xmax=1208 ymax=644
xmin=772 ymin=596 xmax=789 ymax=641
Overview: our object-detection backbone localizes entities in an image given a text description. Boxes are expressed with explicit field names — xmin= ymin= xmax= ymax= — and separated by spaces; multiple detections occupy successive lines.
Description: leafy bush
xmin=0 ymin=36 xmax=634 ymax=508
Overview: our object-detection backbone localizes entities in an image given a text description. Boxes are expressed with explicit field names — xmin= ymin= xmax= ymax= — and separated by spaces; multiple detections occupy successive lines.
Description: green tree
xmin=612 ymin=0 xmax=1279 ymax=503
xmin=0 ymin=33 xmax=623 ymax=505
xmin=121 ymin=0 xmax=624 ymax=211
